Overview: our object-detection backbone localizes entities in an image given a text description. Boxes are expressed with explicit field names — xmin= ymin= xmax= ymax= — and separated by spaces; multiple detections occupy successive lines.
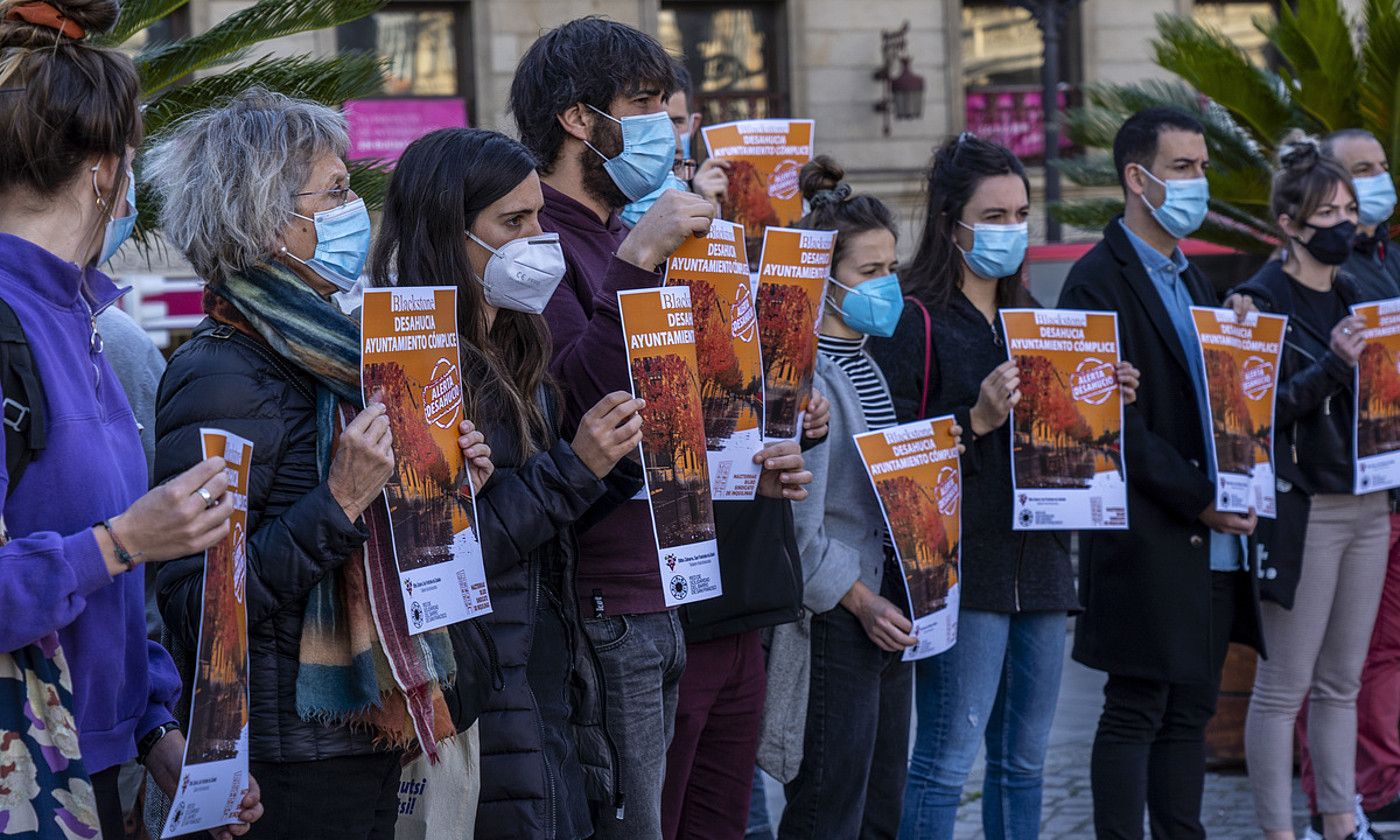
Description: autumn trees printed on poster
xmin=673 ymin=277 xmax=763 ymax=447
xmin=631 ymin=354 xmax=718 ymax=548
xmin=1012 ymin=354 xmax=1111 ymax=489
xmin=1203 ymin=348 xmax=1266 ymax=474
xmin=363 ymin=360 xmax=461 ymax=570
xmin=721 ymin=159 xmax=780 ymax=253
xmin=758 ymin=282 xmax=819 ymax=439
xmin=1359 ymin=342 xmax=1400 ymax=458
xmin=186 ymin=534 xmax=249 ymax=765
xmin=876 ymin=474 xmax=958 ymax=616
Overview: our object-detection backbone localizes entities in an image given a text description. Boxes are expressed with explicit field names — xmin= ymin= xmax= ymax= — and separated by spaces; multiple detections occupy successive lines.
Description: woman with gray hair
xmin=148 ymin=88 xmax=493 ymax=839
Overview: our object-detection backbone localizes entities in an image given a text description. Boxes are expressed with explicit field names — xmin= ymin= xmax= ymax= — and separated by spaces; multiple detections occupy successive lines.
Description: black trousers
xmin=244 ymin=751 xmax=403 ymax=840
xmin=90 ymin=764 xmax=127 ymax=840
xmin=780 ymin=560 xmax=913 ymax=840
xmin=1090 ymin=571 xmax=1242 ymax=840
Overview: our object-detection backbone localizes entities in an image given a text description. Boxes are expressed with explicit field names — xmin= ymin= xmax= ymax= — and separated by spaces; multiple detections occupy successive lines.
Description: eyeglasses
xmin=674 ymin=159 xmax=697 ymax=181
xmin=295 ymin=184 xmax=354 ymax=208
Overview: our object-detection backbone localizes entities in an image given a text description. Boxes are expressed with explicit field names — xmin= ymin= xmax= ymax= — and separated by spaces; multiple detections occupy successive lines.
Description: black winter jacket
xmin=1058 ymin=220 xmax=1263 ymax=682
xmin=155 ymin=319 xmax=380 ymax=763
xmin=473 ymin=386 xmax=641 ymax=840
xmin=1234 ymin=262 xmax=1366 ymax=496
xmin=868 ymin=292 xmax=1078 ymax=615
xmin=1233 ymin=262 xmax=1384 ymax=606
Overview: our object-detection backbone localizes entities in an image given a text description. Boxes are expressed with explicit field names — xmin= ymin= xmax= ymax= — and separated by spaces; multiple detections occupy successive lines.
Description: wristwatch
xmin=137 ymin=721 xmax=181 ymax=764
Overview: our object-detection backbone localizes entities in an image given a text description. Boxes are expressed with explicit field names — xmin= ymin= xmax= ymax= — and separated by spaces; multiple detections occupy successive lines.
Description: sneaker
xmin=1358 ymin=793 xmax=1388 ymax=840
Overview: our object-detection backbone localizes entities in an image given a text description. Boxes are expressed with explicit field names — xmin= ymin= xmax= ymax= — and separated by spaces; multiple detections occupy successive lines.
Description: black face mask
xmin=1294 ymin=219 xmax=1356 ymax=266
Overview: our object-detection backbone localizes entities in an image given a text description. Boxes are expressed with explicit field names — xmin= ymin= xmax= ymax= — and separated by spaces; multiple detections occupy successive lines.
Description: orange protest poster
xmin=617 ymin=286 xmax=722 ymax=607
xmin=1353 ymin=297 xmax=1400 ymax=493
xmin=756 ymin=226 xmax=834 ymax=442
xmin=664 ymin=218 xmax=764 ymax=500
xmin=701 ymin=119 xmax=814 ymax=257
xmin=1191 ymin=307 xmax=1286 ymax=517
xmin=854 ymin=416 xmax=962 ymax=661
xmin=1001 ymin=309 xmax=1128 ymax=530
xmin=360 ymin=286 xmax=491 ymax=635
xmin=162 ymin=430 xmax=252 ymax=838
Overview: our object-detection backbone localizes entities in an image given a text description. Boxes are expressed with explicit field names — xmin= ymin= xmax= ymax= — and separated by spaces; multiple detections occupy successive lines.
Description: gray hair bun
xmin=1278 ymin=130 xmax=1323 ymax=171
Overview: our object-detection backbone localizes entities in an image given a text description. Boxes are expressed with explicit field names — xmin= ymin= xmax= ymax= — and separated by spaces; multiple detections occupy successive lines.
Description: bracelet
xmin=137 ymin=721 xmax=181 ymax=764
xmin=98 ymin=518 xmax=140 ymax=571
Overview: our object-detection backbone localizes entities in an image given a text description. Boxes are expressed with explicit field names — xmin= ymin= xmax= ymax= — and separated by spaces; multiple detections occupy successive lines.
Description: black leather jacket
xmin=156 ymin=319 xmax=385 ymax=762
xmin=1234 ymin=260 xmax=1368 ymax=496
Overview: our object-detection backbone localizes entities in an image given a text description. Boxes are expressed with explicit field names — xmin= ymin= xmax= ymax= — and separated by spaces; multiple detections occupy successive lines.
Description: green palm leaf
xmin=1360 ymin=0 xmax=1400 ymax=172
xmin=137 ymin=0 xmax=387 ymax=93
xmin=1152 ymin=14 xmax=1301 ymax=146
xmin=142 ymin=52 xmax=387 ymax=139
xmin=96 ymin=0 xmax=189 ymax=47
xmin=1267 ymin=0 xmax=1361 ymax=132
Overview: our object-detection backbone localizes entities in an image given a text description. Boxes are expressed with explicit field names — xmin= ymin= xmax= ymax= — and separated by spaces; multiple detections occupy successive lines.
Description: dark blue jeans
xmin=899 ymin=609 xmax=1067 ymax=840
xmin=778 ymin=570 xmax=912 ymax=840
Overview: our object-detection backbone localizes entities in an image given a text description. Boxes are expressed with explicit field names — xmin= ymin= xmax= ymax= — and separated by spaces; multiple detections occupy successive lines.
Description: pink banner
xmin=345 ymin=98 xmax=469 ymax=164
xmin=965 ymin=87 xmax=1072 ymax=161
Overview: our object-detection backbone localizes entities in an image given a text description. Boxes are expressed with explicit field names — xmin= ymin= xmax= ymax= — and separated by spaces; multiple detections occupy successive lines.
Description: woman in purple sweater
xmin=0 ymin=2 xmax=260 ymax=837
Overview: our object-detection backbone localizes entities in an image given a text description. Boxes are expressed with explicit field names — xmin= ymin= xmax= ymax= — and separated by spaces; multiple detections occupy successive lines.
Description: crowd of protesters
xmin=5 ymin=2 xmax=1400 ymax=839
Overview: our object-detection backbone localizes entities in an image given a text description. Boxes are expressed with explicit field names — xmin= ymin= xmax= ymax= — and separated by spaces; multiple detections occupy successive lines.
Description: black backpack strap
xmin=0 ymin=297 xmax=47 ymax=497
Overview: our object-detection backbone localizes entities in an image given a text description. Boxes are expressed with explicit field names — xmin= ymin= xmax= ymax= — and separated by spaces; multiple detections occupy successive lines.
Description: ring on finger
xmin=196 ymin=486 xmax=217 ymax=509
xmin=1344 ymin=327 xmax=1354 ymax=336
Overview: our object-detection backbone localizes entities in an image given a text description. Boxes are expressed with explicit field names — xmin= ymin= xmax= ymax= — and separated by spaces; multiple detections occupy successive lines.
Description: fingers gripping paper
xmin=854 ymin=417 xmax=962 ymax=662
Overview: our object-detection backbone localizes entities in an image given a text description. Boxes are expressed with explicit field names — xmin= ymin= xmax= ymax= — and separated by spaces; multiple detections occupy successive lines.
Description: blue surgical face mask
xmin=1139 ymin=167 xmax=1210 ymax=239
xmin=679 ymin=131 xmax=692 ymax=163
xmin=284 ymin=198 xmax=372 ymax=292
xmin=957 ymin=220 xmax=1028 ymax=280
xmin=828 ymin=273 xmax=904 ymax=338
xmin=621 ymin=172 xmax=689 ymax=227
xmin=586 ymin=105 xmax=676 ymax=202
xmin=96 ymin=170 xmax=138 ymax=266
xmin=1354 ymin=173 xmax=1397 ymax=227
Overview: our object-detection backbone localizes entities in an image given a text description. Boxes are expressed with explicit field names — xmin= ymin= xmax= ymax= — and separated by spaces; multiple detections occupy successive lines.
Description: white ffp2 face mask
xmin=466 ymin=231 xmax=567 ymax=314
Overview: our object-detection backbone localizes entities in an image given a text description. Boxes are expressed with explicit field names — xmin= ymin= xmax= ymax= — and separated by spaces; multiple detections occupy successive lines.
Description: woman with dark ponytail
xmin=867 ymin=134 xmax=1138 ymax=839
xmin=1233 ymin=132 xmax=1389 ymax=840
xmin=370 ymin=127 xmax=645 ymax=840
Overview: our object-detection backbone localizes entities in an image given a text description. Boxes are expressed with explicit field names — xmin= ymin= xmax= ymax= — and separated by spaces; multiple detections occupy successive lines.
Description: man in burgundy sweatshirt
xmin=510 ymin=17 xmax=718 ymax=839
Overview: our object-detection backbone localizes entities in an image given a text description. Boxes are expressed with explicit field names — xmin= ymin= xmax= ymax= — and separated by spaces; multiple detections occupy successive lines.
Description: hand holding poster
xmin=702 ymin=119 xmax=814 ymax=255
xmin=756 ymin=227 xmax=835 ymax=442
xmin=1001 ymin=309 xmax=1128 ymax=530
xmin=617 ymin=286 xmax=723 ymax=607
xmin=1190 ymin=307 xmax=1287 ymax=517
xmin=1353 ymin=297 xmax=1400 ymax=493
xmin=361 ymin=287 xmax=491 ymax=634
xmin=854 ymin=416 xmax=962 ymax=661
xmin=664 ymin=218 xmax=764 ymax=500
xmin=162 ymin=430 xmax=253 ymax=838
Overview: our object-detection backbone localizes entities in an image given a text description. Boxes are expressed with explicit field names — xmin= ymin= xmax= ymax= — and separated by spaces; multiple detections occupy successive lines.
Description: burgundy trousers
xmin=1298 ymin=513 xmax=1400 ymax=812
xmin=662 ymin=629 xmax=768 ymax=840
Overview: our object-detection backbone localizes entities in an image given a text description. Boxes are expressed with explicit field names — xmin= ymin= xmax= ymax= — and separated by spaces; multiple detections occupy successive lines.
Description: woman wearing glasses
xmin=148 ymin=89 xmax=494 ymax=839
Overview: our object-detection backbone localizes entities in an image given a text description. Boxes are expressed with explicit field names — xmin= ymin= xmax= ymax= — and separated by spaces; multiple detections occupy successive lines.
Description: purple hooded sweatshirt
xmin=0 ymin=232 xmax=180 ymax=773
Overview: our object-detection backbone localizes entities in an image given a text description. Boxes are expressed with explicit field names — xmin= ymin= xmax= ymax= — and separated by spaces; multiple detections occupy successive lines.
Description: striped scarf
xmin=210 ymin=261 xmax=456 ymax=762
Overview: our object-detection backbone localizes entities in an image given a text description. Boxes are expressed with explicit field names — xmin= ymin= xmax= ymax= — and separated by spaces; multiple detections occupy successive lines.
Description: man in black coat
xmin=1057 ymin=107 xmax=1265 ymax=839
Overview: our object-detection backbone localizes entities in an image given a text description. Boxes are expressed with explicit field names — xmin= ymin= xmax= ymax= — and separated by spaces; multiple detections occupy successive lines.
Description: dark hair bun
xmin=0 ymin=0 xmax=118 ymax=45
xmin=800 ymin=155 xmax=849 ymax=206
xmin=1278 ymin=129 xmax=1323 ymax=171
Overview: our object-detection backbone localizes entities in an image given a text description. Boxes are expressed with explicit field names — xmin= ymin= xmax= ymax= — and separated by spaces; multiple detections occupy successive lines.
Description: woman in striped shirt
xmin=779 ymin=156 xmax=955 ymax=838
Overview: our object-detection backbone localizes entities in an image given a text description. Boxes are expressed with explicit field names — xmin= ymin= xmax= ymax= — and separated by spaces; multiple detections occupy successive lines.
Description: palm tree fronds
xmin=95 ymin=0 xmax=189 ymax=47
xmin=1266 ymin=0 xmax=1361 ymax=133
xmin=137 ymin=0 xmax=388 ymax=93
xmin=1360 ymin=0 xmax=1400 ymax=169
xmin=1151 ymin=14 xmax=1301 ymax=146
xmin=142 ymin=52 xmax=387 ymax=140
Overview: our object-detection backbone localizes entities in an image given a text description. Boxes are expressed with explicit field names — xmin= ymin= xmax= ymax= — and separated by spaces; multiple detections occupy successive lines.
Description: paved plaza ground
xmin=757 ymin=623 xmax=1318 ymax=838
